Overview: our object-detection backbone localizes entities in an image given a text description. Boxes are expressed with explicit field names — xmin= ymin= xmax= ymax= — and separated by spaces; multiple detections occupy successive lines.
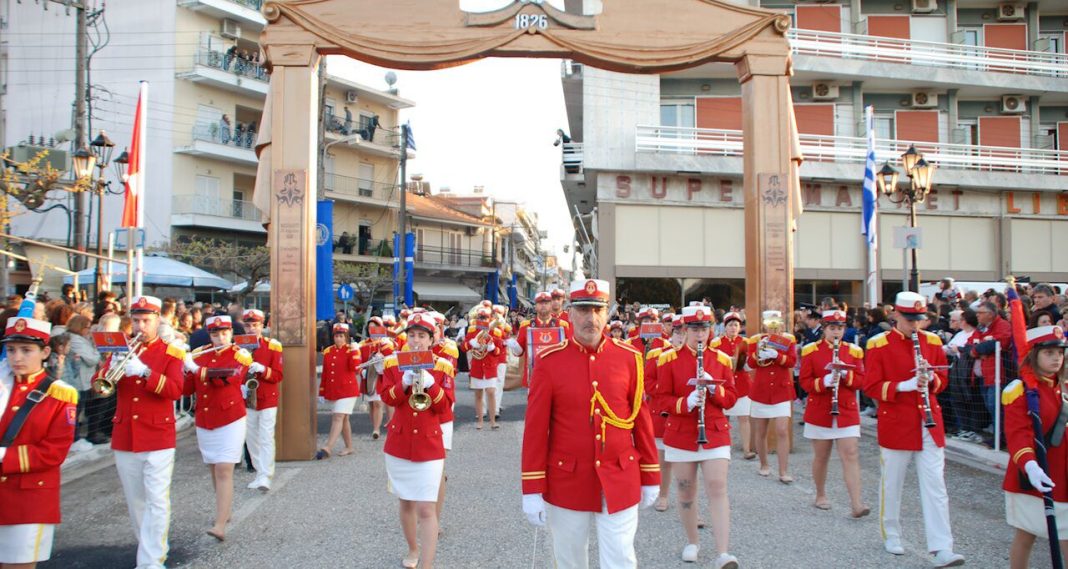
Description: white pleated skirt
xmin=364 ymin=392 xmax=382 ymax=403
xmin=1006 ymin=492 xmax=1068 ymax=537
xmin=0 ymin=523 xmax=54 ymax=563
xmin=750 ymin=401 xmax=791 ymax=419
xmin=725 ymin=396 xmax=752 ymax=417
xmin=441 ymin=421 xmax=454 ymax=451
xmin=385 ymin=454 xmax=444 ymax=502
xmin=664 ymin=444 xmax=731 ymax=463
xmin=331 ymin=396 xmax=358 ymax=414
xmin=470 ymin=377 xmax=496 ymax=390
xmin=803 ymin=420 xmax=861 ymax=440
xmin=197 ymin=417 xmax=247 ymax=464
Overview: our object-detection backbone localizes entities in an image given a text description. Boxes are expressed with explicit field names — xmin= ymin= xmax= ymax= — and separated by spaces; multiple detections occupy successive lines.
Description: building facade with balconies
xmin=561 ymin=0 xmax=1068 ymax=308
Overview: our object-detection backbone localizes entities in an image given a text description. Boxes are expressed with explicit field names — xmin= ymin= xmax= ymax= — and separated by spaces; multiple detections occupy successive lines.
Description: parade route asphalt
xmin=53 ymin=380 xmax=1039 ymax=568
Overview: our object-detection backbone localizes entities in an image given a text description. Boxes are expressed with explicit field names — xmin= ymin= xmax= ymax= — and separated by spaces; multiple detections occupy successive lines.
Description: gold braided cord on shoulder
xmin=589 ymin=351 xmax=645 ymax=443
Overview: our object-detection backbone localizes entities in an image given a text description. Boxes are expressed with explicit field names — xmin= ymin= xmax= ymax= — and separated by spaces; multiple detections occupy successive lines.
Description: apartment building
xmin=561 ymin=0 xmax=1068 ymax=308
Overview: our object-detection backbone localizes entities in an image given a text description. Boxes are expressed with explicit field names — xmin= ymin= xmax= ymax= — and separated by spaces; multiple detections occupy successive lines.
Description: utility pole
xmin=397 ymin=124 xmax=408 ymax=309
xmin=72 ymin=2 xmax=88 ymax=272
xmin=0 ymin=0 xmax=8 ymax=296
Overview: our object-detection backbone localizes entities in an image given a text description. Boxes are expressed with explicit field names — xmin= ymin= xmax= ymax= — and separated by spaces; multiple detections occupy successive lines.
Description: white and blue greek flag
xmin=861 ymin=105 xmax=878 ymax=246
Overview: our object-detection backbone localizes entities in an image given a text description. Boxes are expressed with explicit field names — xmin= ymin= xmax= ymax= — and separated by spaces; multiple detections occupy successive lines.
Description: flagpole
xmin=862 ymin=105 xmax=880 ymax=307
xmin=135 ymin=81 xmax=147 ymax=298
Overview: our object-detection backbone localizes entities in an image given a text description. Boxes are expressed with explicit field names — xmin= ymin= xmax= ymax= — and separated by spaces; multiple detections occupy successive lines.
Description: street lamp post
xmin=73 ymin=130 xmax=117 ymax=294
xmin=875 ymin=144 xmax=935 ymax=293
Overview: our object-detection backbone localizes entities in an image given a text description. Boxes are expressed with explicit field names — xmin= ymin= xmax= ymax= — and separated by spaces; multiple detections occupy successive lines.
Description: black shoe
xmin=495 ymin=414 xmax=501 ymax=421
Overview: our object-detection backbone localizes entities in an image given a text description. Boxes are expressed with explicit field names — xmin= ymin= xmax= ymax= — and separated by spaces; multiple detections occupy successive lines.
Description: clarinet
xmin=695 ymin=341 xmax=708 ymax=445
xmin=911 ymin=331 xmax=937 ymax=429
xmin=830 ymin=338 xmax=841 ymax=416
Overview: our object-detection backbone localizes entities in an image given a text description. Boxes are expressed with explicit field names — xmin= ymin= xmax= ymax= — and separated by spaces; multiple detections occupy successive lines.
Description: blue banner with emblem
xmin=316 ymin=200 xmax=334 ymax=321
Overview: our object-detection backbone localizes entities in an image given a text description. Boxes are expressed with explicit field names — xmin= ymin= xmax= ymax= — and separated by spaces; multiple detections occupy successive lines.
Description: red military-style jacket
xmin=521 ymin=337 xmax=661 ymax=514
xmin=246 ymin=336 xmax=284 ymax=410
xmin=627 ymin=333 xmax=670 ymax=355
xmin=863 ymin=328 xmax=949 ymax=450
xmin=650 ymin=345 xmax=738 ymax=451
xmin=111 ymin=337 xmax=186 ymax=453
xmin=319 ymin=344 xmax=361 ymax=400
xmin=968 ymin=315 xmax=1012 ymax=387
xmin=462 ymin=325 xmax=503 ymax=380
xmin=644 ymin=346 xmax=668 ymax=438
xmin=709 ymin=334 xmax=749 ymax=398
xmin=184 ymin=344 xmax=251 ymax=430
xmin=799 ymin=339 xmax=865 ymax=428
xmin=378 ymin=355 xmax=455 ymax=462
xmin=1003 ymin=369 xmax=1068 ymax=501
xmin=428 ymin=344 xmax=457 ymax=425
xmin=516 ymin=316 xmax=571 ymax=387
xmin=0 ymin=369 xmax=77 ymax=525
xmin=746 ymin=332 xmax=798 ymax=405
xmin=432 ymin=339 xmax=459 ymax=370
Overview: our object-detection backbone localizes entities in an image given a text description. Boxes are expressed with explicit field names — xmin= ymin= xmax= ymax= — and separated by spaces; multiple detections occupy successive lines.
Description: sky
xmin=327 ymin=0 xmax=577 ymax=273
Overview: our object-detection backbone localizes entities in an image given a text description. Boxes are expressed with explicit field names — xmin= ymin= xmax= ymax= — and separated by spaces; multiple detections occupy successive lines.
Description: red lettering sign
xmin=687 ymin=178 xmax=702 ymax=201
xmin=615 ymin=175 xmax=631 ymax=198
xmin=719 ymin=179 xmax=733 ymax=203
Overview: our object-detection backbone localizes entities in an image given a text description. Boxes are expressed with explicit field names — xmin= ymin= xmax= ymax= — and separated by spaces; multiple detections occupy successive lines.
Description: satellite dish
xmin=384 ymin=71 xmax=398 ymax=87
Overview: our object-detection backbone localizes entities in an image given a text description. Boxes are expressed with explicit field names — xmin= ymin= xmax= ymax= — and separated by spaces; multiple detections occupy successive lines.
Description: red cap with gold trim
xmin=205 ymin=315 xmax=232 ymax=331
xmin=332 ymin=323 xmax=351 ymax=336
xmin=569 ymin=279 xmax=610 ymax=307
xmin=682 ymin=305 xmax=713 ymax=327
xmin=476 ymin=307 xmax=492 ymax=319
xmin=637 ymin=307 xmax=659 ymax=321
xmin=822 ymin=310 xmax=847 ymax=324
xmin=369 ymin=316 xmax=383 ymax=327
xmin=242 ymin=309 xmax=265 ymax=323
xmin=1027 ymin=325 xmax=1066 ymax=349
xmin=671 ymin=314 xmax=685 ymax=329
xmin=551 ymin=288 xmax=566 ymax=300
xmin=3 ymin=316 xmax=51 ymax=344
xmin=130 ymin=295 xmax=162 ymax=314
xmin=535 ymin=291 xmax=552 ymax=303
xmin=661 ymin=312 xmax=673 ymax=323
xmin=405 ymin=313 xmax=436 ymax=336
xmin=723 ymin=311 xmax=743 ymax=325
xmin=894 ymin=291 xmax=928 ymax=321
xmin=608 ymin=321 xmax=625 ymax=332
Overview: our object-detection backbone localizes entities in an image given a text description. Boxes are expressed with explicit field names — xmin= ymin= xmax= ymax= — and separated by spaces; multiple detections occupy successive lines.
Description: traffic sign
xmin=337 ymin=283 xmax=354 ymax=301
xmin=893 ymin=226 xmax=923 ymax=250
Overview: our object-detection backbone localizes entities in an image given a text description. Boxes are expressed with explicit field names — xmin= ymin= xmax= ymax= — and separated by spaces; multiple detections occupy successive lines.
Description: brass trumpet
xmin=470 ymin=318 xmax=502 ymax=360
xmin=409 ymin=369 xmax=432 ymax=411
xmin=92 ymin=333 xmax=144 ymax=397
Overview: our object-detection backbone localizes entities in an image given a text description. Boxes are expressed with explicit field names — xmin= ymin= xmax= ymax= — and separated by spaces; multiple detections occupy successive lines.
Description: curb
xmin=61 ymin=414 xmax=195 ymax=485
xmin=858 ymin=415 xmax=1008 ymax=476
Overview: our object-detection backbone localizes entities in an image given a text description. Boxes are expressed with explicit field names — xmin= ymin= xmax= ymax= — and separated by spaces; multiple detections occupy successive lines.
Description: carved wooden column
xmin=266 ymin=45 xmax=321 ymax=461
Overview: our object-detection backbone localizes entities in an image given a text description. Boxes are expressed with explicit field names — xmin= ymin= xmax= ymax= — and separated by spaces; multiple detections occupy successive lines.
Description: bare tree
xmin=164 ymin=237 xmax=270 ymax=302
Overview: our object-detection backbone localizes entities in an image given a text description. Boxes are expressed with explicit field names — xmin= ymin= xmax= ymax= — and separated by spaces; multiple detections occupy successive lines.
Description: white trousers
xmin=545 ymin=502 xmax=638 ymax=569
xmin=495 ymin=363 xmax=507 ymax=414
xmin=879 ymin=428 xmax=954 ymax=553
xmin=246 ymin=406 xmax=277 ymax=480
xmin=114 ymin=449 xmax=175 ymax=569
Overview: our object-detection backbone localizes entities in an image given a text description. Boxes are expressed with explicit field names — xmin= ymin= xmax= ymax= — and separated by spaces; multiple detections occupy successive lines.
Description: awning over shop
xmin=413 ymin=281 xmax=482 ymax=303
xmin=63 ymin=255 xmax=232 ymax=289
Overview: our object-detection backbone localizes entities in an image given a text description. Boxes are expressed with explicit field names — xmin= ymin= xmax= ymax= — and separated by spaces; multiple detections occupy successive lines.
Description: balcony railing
xmin=415 ymin=245 xmax=496 ymax=269
xmin=192 ymin=122 xmax=258 ymax=150
xmin=788 ymin=29 xmax=1068 ymax=78
xmin=334 ymin=237 xmax=392 ymax=258
xmin=172 ymin=195 xmax=261 ymax=222
xmin=636 ymin=125 xmax=1068 ymax=175
xmin=323 ymin=173 xmax=397 ymax=203
xmin=562 ymin=142 xmax=583 ymax=174
xmin=193 ymin=48 xmax=268 ymax=83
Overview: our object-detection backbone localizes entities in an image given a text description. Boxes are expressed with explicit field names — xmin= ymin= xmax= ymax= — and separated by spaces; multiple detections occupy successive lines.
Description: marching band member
xmin=651 ymin=305 xmax=739 ymax=568
xmin=113 ymin=296 xmax=185 ymax=569
xmin=627 ymin=307 xmax=664 ymax=352
xmin=360 ymin=316 xmax=390 ymax=439
xmin=863 ymin=292 xmax=964 ymax=567
xmin=746 ymin=310 xmax=797 ymax=483
xmin=379 ymin=312 xmax=455 ymax=569
xmin=521 ymin=279 xmax=660 ymax=569
xmin=1002 ymin=325 xmax=1068 ymax=569
xmin=183 ymin=315 xmax=252 ymax=542
xmin=608 ymin=320 xmax=626 ymax=340
xmin=463 ymin=307 xmax=502 ymax=430
xmin=317 ymin=323 xmax=362 ymax=459
xmin=0 ymin=315 xmax=78 ymax=568
xmin=644 ymin=338 xmax=672 ymax=512
xmin=550 ymin=288 xmax=570 ymax=326
xmin=427 ymin=311 xmax=458 ymax=523
xmin=506 ymin=292 xmax=571 ymax=388
xmin=710 ymin=311 xmax=754 ymax=460
xmin=492 ymin=304 xmax=510 ymax=420
xmin=240 ymin=309 xmax=283 ymax=492
xmin=798 ymin=310 xmax=869 ymax=517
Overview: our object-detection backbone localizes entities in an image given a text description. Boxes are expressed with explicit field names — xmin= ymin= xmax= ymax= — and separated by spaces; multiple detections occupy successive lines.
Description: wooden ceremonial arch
xmin=254 ymin=0 xmax=801 ymax=459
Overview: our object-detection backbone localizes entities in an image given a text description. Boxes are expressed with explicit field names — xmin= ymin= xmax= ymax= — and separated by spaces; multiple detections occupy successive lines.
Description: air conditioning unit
xmin=911 ymin=91 xmax=938 ymax=108
xmin=221 ymin=19 xmax=242 ymax=40
xmin=811 ymin=82 xmax=839 ymax=101
xmin=345 ymin=91 xmax=358 ymax=104
xmin=1001 ymin=95 xmax=1027 ymax=114
xmin=997 ymin=3 xmax=1024 ymax=21
xmin=911 ymin=0 xmax=936 ymax=13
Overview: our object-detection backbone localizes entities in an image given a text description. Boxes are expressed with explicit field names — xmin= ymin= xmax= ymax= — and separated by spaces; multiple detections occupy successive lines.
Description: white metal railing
xmin=788 ymin=28 xmax=1068 ymax=79
xmin=193 ymin=47 xmax=268 ymax=83
xmin=636 ymin=125 xmax=1068 ymax=175
xmin=172 ymin=195 xmax=262 ymax=222
xmin=562 ymin=142 xmax=583 ymax=174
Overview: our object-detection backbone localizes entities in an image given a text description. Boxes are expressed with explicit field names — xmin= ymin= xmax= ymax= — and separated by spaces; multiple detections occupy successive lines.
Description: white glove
xmin=758 ymin=348 xmax=779 ymax=361
xmin=402 ymin=370 xmax=417 ymax=387
xmin=506 ymin=338 xmax=522 ymax=356
xmin=822 ymin=373 xmax=835 ymax=388
xmin=1025 ymin=460 xmax=1056 ymax=493
xmin=125 ymin=355 xmax=149 ymax=378
xmin=240 ymin=384 xmax=249 ymax=399
xmin=686 ymin=388 xmax=704 ymax=412
xmin=486 ymin=341 xmax=497 ymax=353
xmin=373 ymin=356 xmax=385 ymax=374
xmin=640 ymin=485 xmax=659 ymax=509
xmin=183 ymin=354 xmax=199 ymax=374
xmin=468 ymin=339 xmax=483 ymax=350
xmin=523 ymin=493 xmax=547 ymax=527
xmin=402 ymin=370 xmax=435 ymax=389
xmin=249 ymin=362 xmax=267 ymax=375
xmin=349 ymin=342 xmax=359 ymax=351
xmin=0 ymin=447 xmax=6 ymax=462
xmin=896 ymin=378 xmax=918 ymax=392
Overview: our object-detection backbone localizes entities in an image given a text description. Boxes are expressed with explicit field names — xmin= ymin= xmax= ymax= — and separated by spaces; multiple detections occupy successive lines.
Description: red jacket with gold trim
xmin=798 ymin=339 xmax=865 ymax=428
xmin=0 ymin=369 xmax=77 ymax=525
xmin=462 ymin=326 xmax=503 ymax=380
xmin=378 ymin=355 xmax=455 ymax=462
xmin=746 ymin=332 xmax=798 ymax=405
xmin=862 ymin=329 xmax=949 ymax=450
xmin=110 ymin=337 xmax=185 ymax=453
xmin=184 ymin=344 xmax=251 ymax=430
xmin=515 ymin=316 xmax=571 ymax=387
xmin=319 ymin=344 xmax=361 ymax=400
xmin=650 ymin=345 xmax=737 ymax=451
xmin=246 ymin=336 xmax=284 ymax=410
xmin=1002 ymin=370 xmax=1068 ymax=501
xmin=521 ymin=337 xmax=660 ymax=514
xmin=644 ymin=346 xmax=667 ymax=438
xmin=709 ymin=335 xmax=749 ymax=398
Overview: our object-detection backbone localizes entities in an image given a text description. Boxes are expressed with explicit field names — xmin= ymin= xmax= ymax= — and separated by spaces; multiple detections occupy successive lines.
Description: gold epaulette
xmin=538 ymin=340 xmax=568 ymax=359
xmin=646 ymin=347 xmax=663 ymax=361
xmin=234 ymin=348 xmax=254 ymax=366
xmin=745 ymin=334 xmax=764 ymax=344
xmin=713 ymin=349 xmax=733 ymax=368
xmin=1002 ymin=379 xmax=1025 ymax=406
xmin=847 ymin=343 xmax=864 ymax=359
xmin=921 ymin=330 xmax=944 ymax=347
xmin=434 ymin=358 xmax=455 ymax=377
xmin=866 ymin=332 xmax=889 ymax=350
xmin=382 ymin=354 xmax=399 ymax=369
xmin=800 ymin=342 xmax=821 ymax=357
xmin=708 ymin=337 xmax=723 ymax=349
xmin=268 ymin=338 xmax=283 ymax=352
xmin=166 ymin=343 xmax=187 ymax=360
xmin=521 ymin=319 xmax=531 ymax=328
xmin=322 ymin=345 xmax=334 ymax=355
xmin=657 ymin=348 xmax=678 ymax=367
xmin=613 ymin=338 xmax=642 ymax=356
xmin=46 ymin=379 xmax=78 ymax=405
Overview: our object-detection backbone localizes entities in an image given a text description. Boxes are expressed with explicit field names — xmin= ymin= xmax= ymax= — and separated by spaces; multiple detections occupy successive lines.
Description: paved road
xmin=52 ymin=381 xmax=1039 ymax=568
